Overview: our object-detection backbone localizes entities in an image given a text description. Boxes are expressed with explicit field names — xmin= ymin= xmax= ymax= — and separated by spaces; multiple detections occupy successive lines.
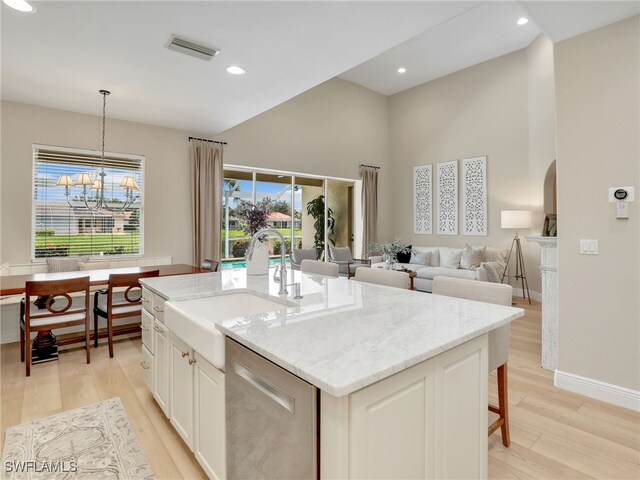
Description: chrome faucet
xmin=247 ymin=228 xmax=288 ymax=295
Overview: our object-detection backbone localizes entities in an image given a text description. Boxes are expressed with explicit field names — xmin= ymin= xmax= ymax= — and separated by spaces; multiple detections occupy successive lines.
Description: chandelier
xmin=56 ymin=90 xmax=139 ymax=212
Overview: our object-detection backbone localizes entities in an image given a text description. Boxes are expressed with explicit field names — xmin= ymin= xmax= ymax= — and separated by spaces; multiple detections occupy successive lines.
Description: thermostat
xmin=609 ymin=186 xmax=634 ymax=219
xmin=608 ymin=186 xmax=634 ymax=202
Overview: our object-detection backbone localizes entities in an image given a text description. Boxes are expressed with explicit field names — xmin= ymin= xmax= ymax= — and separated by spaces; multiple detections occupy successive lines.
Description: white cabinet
xmin=194 ymin=352 xmax=226 ymax=480
xmin=321 ymin=334 xmax=488 ymax=480
xmin=141 ymin=345 xmax=153 ymax=390
xmin=169 ymin=333 xmax=194 ymax=449
xmin=141 ymin=308 xmax=154 ymax=353
xmin=153 ymin=319 xmax=170 ymax=416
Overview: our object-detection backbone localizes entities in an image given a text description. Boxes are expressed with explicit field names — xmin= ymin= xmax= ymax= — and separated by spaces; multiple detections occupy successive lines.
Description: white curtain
xmin=191 ymin=141 xmax=223 ymax=266
xmin=361 ymin=167 xmax=378 ymax=256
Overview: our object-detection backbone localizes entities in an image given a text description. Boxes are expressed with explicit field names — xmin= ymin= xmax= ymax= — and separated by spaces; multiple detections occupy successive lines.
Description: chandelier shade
xmin=55 ymin=175 xmax=74 ymax=187
xmin=75 ymin=172 xmax=94 ymax=186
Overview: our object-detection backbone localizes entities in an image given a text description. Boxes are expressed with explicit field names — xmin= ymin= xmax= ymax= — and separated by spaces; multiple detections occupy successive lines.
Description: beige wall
xmin=216 ymin=78 xmax=391 ymax=245
xmin=527 ymin=34 xmax=557 ymax=231
xmin=0 ymin=101 xmax=196 ymax=265
xmin=555 ymin=17 xmax=640 ymax=391
xmin=388 ymin=50 xmax=542 ymax=294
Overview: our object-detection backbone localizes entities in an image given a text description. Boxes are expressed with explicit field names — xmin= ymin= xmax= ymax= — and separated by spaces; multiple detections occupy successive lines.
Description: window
xmin=32 ymin=145 xmax=144 ymax=259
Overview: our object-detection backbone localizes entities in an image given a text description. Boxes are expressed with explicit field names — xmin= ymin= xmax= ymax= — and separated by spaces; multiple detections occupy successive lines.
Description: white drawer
xmin=141 ymin=345 xmax=153 ymax=390
xmin=141 ymin=287 xmax=153 ymax=314
xmin=152 ymin=294 xmax=166 ymax=323
xmin=141 ymin=308 xmax=154 ymax=353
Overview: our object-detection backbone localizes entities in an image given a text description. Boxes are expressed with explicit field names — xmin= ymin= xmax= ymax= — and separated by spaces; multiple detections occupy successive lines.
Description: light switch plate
xmin=580 ymin=239 xmax=598 ymax=255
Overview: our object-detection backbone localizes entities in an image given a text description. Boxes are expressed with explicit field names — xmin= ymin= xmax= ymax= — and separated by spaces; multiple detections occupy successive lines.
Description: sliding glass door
xmin=220 ymin=167 xmax=358 ymax=268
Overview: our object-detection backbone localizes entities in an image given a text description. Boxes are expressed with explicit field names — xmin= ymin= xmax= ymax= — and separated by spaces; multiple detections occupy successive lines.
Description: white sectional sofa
xmin=370 ymin=245 xmax=506 ymax=293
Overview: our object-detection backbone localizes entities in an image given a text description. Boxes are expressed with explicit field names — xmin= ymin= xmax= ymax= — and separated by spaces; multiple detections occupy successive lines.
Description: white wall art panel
xmin=462 ymin=156 xmax=488 ymax=236
xmin=413 ymin=165 xmax=432 ymax=234
xmin=437 ymin=160 xmax=458 ymax=235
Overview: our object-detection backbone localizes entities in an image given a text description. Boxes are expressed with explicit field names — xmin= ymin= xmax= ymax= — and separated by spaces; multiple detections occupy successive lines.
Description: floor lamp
xmin=501 ymin=210 xmax=531 ymax=304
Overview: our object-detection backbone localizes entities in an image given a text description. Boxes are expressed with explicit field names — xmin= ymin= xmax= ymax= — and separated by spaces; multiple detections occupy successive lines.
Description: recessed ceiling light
xmin=517 ymin=17 xmax=529 ymax=26
xmin=226 ymin=65 xmax=246 ymax=75
xmin=397 ymin=67 xmax=407 ymax=74
xmin=2 ymin=0 xmax=36 ymax=12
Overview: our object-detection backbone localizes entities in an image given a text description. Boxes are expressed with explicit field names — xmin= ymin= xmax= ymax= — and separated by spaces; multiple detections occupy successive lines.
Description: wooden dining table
xmin=0 ymin=263 xmax=207 ymax=364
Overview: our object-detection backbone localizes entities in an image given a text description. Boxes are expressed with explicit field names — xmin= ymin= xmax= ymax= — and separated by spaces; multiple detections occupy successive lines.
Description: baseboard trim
xmin=554 ymin=369 xmax=640 ymax=412
xmin=511 ymin=289 xmax=542 ymax=303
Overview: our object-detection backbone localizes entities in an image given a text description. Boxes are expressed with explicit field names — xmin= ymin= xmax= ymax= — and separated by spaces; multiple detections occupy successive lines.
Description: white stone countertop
xmin=141 ymin=268 xmax=524 ymax=397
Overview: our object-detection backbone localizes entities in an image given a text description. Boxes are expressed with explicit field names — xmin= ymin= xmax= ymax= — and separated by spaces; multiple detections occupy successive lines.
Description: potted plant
xmin=370 ymin=239 xmax=412 ymax=269
xmin=306 ymin=195 xmax=335 ymax=260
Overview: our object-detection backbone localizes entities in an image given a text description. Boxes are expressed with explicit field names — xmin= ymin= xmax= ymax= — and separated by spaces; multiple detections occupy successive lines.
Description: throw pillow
xmin=410 ymin=250 xmax=431 ymax=266
xmin=412 ymin=246 xmax=439 ymax=266
xmin=460 ymin=244 xmax=486 ymax=270
xmin=46 ymin=257 xmax=86 ymax=273
xmin=483 ymin=246 xmax=508 ymax=264
xmin=439 ymin=247 xmax=463 ymax=269
xmin=396 ymin=245 xmax=412 ymax=264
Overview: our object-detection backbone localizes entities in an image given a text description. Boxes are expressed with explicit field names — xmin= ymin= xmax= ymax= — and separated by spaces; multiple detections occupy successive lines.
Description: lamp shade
xmin=91 ymin=180 xmax=103 ymax=190
xmin=501 ymin=210 xmax=532 ymax=229
xmin=120 ymin=176 xmax=139 ymax=190
xmin=75 ymin=173 xmax=94 ymax=186
xmin=56 ymin=175 xmax=74 ymax=187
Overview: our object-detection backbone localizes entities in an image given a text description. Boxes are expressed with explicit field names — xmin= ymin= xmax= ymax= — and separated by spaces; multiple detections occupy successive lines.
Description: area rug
xmin=2 ymin=397 xmax=155 ymax=479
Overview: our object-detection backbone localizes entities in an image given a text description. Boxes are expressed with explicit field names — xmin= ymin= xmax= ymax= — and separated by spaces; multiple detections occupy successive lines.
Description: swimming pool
xmin=221 ymin=258 xmax=290 ymax=270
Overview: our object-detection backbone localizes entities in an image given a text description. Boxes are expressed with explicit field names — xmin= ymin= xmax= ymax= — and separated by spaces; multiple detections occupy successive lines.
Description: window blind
xmin=32 ymin=145 xmax=144 ymax=259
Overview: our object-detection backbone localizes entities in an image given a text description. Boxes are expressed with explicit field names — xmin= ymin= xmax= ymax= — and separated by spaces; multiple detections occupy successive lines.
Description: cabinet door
xmin=141 ymin=345 xmax=153 ymax=391
xmin=169 ymin=333 xmax=194 ymax=450
xmin=153 ymin=319 xmax=169 ymax=416
xmin=141 ymin=308 xmax=154 ymax=353
xmin=431 ymin=334 xmax=488 ymax=480
xmin=194 ymin=353 xmax=226 ymax=480
xmin=346 ymin=334 xmax=487 ymax=480
xmin=350 ymin=358 xmax=434 ymax=480
xmin=141 ymin=287 xmax=152 ymax=314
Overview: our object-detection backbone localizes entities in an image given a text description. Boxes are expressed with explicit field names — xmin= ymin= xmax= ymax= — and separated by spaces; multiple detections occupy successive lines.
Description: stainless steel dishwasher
xmin=225 ymin=337 xmax=318 ymax=480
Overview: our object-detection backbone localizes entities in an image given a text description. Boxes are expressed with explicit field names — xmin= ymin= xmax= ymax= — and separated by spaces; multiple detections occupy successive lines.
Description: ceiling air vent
xmin=167 ymin=35 xmax=220 ymax=61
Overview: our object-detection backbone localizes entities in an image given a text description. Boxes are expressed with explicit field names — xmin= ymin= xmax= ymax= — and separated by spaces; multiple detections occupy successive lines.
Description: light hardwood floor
xmin=1 ymin=299 xmax=639 ymax=479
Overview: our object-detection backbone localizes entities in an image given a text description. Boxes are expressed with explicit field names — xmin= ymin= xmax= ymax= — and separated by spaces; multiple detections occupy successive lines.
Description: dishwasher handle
xmin=233 ymin=361 xmax=295 ymax=413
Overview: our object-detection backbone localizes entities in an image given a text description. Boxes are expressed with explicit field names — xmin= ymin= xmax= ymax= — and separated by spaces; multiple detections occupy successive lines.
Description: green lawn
xmin=35 ymin=233 xmax=140 ymax=256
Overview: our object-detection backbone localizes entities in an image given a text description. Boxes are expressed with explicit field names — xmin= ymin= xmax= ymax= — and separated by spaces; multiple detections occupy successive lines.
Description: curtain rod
xmin=359 ymin=164 xmax=380 ymax=170
xmin=188 ymin=136 xmax=227 ymax=145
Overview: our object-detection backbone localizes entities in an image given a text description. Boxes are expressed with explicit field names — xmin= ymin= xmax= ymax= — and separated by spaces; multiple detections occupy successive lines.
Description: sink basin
xmin=164 ymin=291 xmax=290 ymax=370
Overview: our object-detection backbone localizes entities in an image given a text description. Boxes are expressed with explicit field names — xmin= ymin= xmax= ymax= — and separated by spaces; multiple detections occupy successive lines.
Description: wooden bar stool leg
xmin=497 ymin=364 xmax=510 ymax=447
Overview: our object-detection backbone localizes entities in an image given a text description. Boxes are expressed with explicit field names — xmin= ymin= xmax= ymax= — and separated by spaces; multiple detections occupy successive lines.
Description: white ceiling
xmin=1 ymin=1 xmax=480 ymax=135
xmin=2 ymin=2 xmax=638 ymax=135
xmin=340 ymin=1 xmax=640 ymax=96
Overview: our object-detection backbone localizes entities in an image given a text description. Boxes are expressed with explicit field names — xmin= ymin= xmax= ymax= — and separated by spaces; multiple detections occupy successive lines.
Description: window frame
xmin=31 ymin=144 xmax=145 ymax=262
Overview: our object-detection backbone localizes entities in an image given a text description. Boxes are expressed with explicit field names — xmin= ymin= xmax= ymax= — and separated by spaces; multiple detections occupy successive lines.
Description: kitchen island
xmin=140 ymin=268 xmax=523 ymax=480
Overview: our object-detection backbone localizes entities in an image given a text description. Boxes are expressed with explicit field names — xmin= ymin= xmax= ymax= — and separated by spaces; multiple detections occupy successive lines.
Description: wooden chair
xmin=20 ymin=276 xmax=91 ymax=377
xmin=200 ymin=259 xmax=220 ymax=272
xmin=432 ymin=276 xmax=513 ymax=447
xmin=354 ymin=267 xmax=410 ymax=289
xmin=300 ymin=259 xmax=339 ymax=277
xmin=93 ymin=270 xmax=159 ymax=357
xmin=328 ymin=246 xmax=371 ymax=278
